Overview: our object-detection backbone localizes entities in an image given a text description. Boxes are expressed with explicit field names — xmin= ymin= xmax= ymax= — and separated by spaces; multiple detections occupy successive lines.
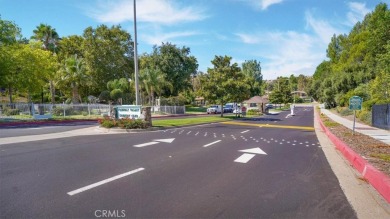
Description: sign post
xmin=349 ymin=96 xmax=363 ymax=135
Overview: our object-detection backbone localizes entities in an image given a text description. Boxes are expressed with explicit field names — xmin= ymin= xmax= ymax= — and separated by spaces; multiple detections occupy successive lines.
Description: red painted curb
xmin=317 ymin=111 xmax=390 ymax=203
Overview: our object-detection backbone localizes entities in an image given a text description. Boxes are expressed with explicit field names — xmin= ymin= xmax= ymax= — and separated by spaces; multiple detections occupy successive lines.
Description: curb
xmin=318 ymin=111 xmax=390 ymax=203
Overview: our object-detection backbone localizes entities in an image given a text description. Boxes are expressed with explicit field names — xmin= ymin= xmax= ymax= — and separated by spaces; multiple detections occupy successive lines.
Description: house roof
xmin=244 ymin=95 xmax=269 ymax=104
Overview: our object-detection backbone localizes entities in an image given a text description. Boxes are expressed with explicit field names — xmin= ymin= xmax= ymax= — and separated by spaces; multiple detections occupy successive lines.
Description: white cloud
xmin=305 ymin=10 xmax=342 ymax=44
xmin=346 ymin=2 xmax=370 ymax=26
xmin=235 ymin=33 xmax=262 ymax=44
xmin=236 ymin=30 xmax=324 ymax=79
xmin=86 ymin=0 xmax=207 ymax=25
xmin=260 ymin=0 xmax=284 ymax=10
xmin=238 ymin=0 xmax=283 ymax=10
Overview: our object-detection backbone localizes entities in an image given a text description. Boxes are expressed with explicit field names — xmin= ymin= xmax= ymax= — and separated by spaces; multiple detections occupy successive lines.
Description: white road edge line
xmin=67 ymin=168 xmax=145 ymax=196
xmin=234 ymin=153 xmax=256 ymax=163
xmin=203 ymin=140 xmax=221 ymax=147
xmin=241 ymin=130 xmax=250 ymax=134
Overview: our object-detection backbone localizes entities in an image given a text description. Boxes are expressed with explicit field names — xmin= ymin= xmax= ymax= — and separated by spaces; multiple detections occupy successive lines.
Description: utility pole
xmin=133 ymin=0 xmax=140 ymax=105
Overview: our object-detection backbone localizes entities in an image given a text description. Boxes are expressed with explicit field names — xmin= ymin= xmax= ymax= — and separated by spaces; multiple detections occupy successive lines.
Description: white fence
xmin=0 ymin=103 xmax=186 ymax=120
xmin=0 ymin=103 xmax=111 ymax=120
xmin=152 ymin=105 xmax=185 ymax=115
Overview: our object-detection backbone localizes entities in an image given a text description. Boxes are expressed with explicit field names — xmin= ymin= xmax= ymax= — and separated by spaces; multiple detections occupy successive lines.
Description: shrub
xmin=357 ymin=110 xmax=372 ymax=125
xmin=3 ymin=107 xmax=20 ymax=116
xmin=52 ymin=107 xmax=75 ymax=116
xmin=98 ymin=117 xmax=148 ymax=129
xmin=247 ymin=109 xmax=260 ymax=115
xmin=339 ymin=107 xmax=354 ymax=116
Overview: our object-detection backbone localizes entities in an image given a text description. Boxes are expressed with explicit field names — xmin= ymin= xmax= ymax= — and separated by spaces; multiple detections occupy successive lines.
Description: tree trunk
xmin=71 ymin=83 xmax=80 ymax=104
xmin=50 ymin=80 xmax=55 ymax=104
xmin=8 ymin=85 xmax=13 ymax=104
xmin=151 ymin=88 xmax=155 ymax=107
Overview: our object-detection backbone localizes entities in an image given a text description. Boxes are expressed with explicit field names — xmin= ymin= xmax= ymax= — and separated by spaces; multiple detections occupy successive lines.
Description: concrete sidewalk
xmin=321 ymin=109 xmax=390 ymax=145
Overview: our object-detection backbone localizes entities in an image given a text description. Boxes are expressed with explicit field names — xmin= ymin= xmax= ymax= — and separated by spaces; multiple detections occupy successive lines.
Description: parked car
xmin=265 ymin=104 xmax=274 ymax=109
xmin=207 ymin=105 xmax=222 ymax=114
xmin=223 ymin=105 xmax=234 ymax=113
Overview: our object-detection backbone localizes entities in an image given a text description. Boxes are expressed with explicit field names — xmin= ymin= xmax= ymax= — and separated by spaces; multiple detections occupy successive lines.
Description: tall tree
xmin=242 ymin=60 xmax=263 ymax=96
xmin=147 ymin=42 xmax=198 ymax=96
xmin=83 ymin=25 xmax=134 ymax=93
xmin=31 ymin=23 xmax=59 ymax=52
xmin=31 ymin=23 xmax=60 ymax=103
xmin=0 ymin=16 xmax=22 ymax=46
xmin=201 ymin=55 xmax=250 ymax=117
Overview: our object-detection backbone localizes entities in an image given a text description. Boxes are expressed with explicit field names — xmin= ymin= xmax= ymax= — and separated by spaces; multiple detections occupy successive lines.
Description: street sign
xmin=115 ymin=105 xmax=142 ymax=119
xmin=349 ymin=96 xmax=363 ymax=134
xmin=349 ymin=96 xmax=363 ymax=110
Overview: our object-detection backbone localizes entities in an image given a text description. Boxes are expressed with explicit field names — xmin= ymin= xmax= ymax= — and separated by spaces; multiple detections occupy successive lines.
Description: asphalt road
xmin=0 ymin=107 xmax=357 ymax=218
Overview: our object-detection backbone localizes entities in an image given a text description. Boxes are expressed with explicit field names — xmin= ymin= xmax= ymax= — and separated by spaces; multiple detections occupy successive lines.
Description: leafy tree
xmin=369 ymin=70 xmax=390 ymax=104
xmin=57 ymin=35 xmax=85 ymax=60
xmin=269 ymin=77 xmax=292 ymax=104
xmin=242 ymin=60 xmax=263 ymax=96
xmin=146 ymin=42 xmax=198 ymax=96
xmin=83 ymin=24 xmax=134 ymax=93
xmin=201 ymin=55 xmax=250 ymax=117
xmin=0 ymin=16 xmax=22 ymax=45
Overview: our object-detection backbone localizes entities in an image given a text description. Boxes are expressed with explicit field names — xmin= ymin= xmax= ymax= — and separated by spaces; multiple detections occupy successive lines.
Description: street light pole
xmin=133 ymin=0 xmax=140 ymax=105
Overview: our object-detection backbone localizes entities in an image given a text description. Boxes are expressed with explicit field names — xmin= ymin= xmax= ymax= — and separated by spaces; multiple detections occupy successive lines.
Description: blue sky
xmin=1 ymin=0 xmax=389 ymax=79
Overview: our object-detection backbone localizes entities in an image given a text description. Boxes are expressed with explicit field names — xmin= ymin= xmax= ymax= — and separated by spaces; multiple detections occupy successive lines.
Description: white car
xmin=207 ymin=105 xmax=221 ymax=114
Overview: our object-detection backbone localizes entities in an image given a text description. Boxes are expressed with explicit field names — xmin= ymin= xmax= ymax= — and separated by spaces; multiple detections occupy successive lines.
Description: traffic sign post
xmin=349 ymin=96 xmax=363 ymax=134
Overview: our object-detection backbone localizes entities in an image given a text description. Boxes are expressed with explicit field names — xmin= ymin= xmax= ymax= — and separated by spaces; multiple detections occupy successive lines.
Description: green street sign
xmin=349 ymin=96 xmax=363 ymax=110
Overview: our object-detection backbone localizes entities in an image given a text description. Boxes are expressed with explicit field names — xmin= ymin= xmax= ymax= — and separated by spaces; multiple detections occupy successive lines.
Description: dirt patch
xmin=320 ymin=113 xmax=390 ymax=177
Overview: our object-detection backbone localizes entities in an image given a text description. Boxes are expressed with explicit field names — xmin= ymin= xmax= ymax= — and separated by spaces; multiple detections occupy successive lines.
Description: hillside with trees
xmin=309 ymin=3 xmax=390 ymax=121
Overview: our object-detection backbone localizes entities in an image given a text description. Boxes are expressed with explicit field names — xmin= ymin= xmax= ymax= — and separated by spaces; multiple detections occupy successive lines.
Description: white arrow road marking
xmin=203 ymin=140 xmax=221 ymax=147
xmin=239 ymin=147 xmax=267 ymax=155
xmin=235 ymin=147 xmax=267 ymax=163
xmin=134 ymin=138 xmax=175 ymax=147
xmin=234 ymin=153 xmax=256 ymax=163
xmin=67 ymin=168 xmax=144 ymax=196
xmin=154 ymin=138 xmax=175 ymax=143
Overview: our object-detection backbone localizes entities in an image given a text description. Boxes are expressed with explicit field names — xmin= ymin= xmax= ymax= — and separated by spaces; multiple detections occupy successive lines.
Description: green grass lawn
xmin=152 ymin=114 xmax=258 ymax=127
xmin=185 ymin=106 xmax=207 ymax=114
xmin=153 ymin=116 xmax=230 ymax=127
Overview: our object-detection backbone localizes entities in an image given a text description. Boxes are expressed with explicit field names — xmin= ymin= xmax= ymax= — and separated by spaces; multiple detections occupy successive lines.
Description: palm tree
xmin=140 ymin=67 xmax=172 ymax=106
xmin=31 ymin=24 xmax=60 ymax=103
xmin=59 ymin=54 xmax=88 ymax=104
xmin=31 ymin=23 xmax=59 ymax=52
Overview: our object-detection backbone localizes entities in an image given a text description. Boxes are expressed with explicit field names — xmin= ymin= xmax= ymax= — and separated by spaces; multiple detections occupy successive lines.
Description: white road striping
xmin=133 ymin=142 xmax=160 ymax=147
xmin=234 ymin=153 xmax=256 ymax=163
xmin=203 ymin=140 xmax=221 ymax=147
xmin=67 ymin=168 xmax=145 ymax=196
xmin=241 ymin=130 xmax=250 ymax=134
